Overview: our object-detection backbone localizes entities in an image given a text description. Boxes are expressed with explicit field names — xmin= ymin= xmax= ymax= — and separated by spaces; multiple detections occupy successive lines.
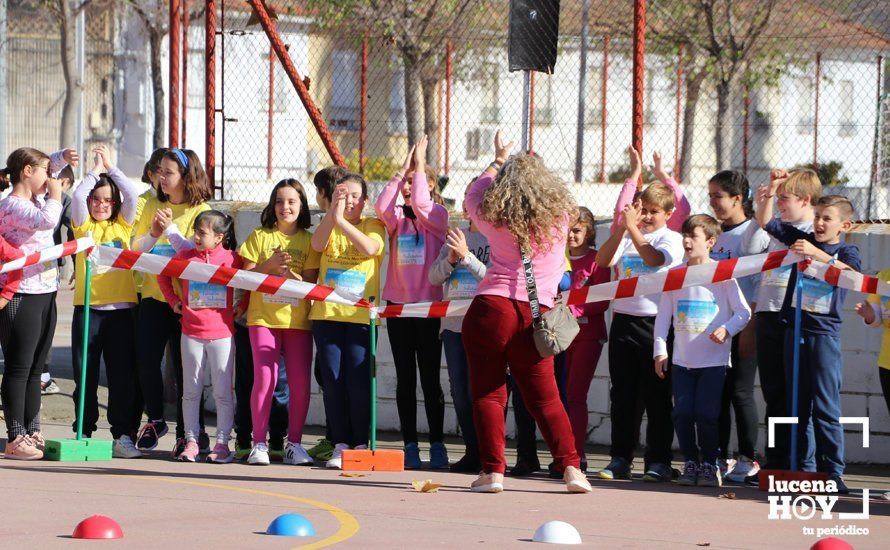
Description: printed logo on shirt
xmin=150 ymin=244 xmax=176 ymax=257
xmin=397 ymin=233 xmax=425 ymax=266
xmin=325 ymin=268 xmax=367 ymax=298
xmin=619 ymin=254 xmax=659 ymax=279
xmin=188 ymin=281 xmax=227 ymax=309
xmin=763 ymin=265 xmax=793 ymax=288
xmin=675 ymin=299 xmax=718 ymax=333
xmin=447 ymin=266 xmax=479 ymax=299
xmin=792 ymin=277 xmax=834 ymax=315
xmin=710 ymin=248 xmax=732 ymax=261
xmin=473 ymin=244 xmax=491 ymax=265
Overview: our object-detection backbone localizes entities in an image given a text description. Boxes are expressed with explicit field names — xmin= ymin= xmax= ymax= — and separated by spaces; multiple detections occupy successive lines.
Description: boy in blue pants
xmin=755 ymin=183 xmax=861 ymax=492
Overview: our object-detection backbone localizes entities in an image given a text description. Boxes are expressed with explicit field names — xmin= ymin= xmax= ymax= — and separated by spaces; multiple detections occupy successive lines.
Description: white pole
xmin=0 ymin=1 xmax=8 ymax=161
xmin=521 ymin=70 xmax=530 ymax=151
xmin=75 ymin=8 xmax=86 ymax=178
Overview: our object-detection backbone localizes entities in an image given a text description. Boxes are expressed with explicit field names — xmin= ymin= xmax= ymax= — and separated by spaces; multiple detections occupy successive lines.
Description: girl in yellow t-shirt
xmin=238 ymin=179 xmax=321 ymax=465
xmin=70 ymin=145 xmax=141 ymax=456
xmin=854 ymin=268 xmax=890 ymax=420
xmin=310 ymin=173 xmax=385 ymax=468
xmin=131 ymin=148 xmax=211 ymax=453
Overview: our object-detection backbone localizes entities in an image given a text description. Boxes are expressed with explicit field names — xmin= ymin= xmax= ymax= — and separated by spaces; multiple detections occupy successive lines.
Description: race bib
xmin=619 ymin=255 xmax=659 ymax=279
xmin=762 ymin=265 xmax=792 ymax=288
xmin=263 ymin=292 xmax=300 ymax=306
xmin=792 ymin=277 xmax=834 ymax=314
xmin=447 ymin=266 xmax=478 ymax=299
xmin=397 ymin=234 xmax=424 ymax=266
xmin=325 ymin=268 xmax=367 ymax=298
xmin=675 ymin=299 xmax=718 ymax=334
xmin=188 ymin=281 xmax=227 ymax=309
xmin=710 ymin=249 xmax=732 ymax=261
xmin=150 ymin=244 xmax=176 ymax=257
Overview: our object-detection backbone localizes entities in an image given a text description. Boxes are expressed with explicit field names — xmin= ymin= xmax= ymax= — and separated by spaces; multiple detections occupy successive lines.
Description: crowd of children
xmin=0 ymin=133 xmax=886 ymax=496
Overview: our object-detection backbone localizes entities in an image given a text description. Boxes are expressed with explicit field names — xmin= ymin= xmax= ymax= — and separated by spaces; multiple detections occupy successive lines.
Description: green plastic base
xmin=44 ymin=438 xmax=113 ymax=462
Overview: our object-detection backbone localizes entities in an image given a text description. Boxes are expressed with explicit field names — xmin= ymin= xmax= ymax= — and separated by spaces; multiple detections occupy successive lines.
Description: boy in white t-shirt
xmin=595 ymin=147 xmax=685 ymax=482
xmin=654 ymin=215 xmax=752 ymax=487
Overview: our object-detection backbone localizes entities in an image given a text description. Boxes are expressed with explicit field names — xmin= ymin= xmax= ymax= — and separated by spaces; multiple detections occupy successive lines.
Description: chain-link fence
xmin=3 ymin=1 xmax=888 ymax=222
xmin=192 ymin=0 xmax=887 ymax=223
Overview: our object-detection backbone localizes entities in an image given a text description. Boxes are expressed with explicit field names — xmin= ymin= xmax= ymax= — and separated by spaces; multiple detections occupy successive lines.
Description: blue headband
xmin=170 ymin=148 xmax=189 ymax=169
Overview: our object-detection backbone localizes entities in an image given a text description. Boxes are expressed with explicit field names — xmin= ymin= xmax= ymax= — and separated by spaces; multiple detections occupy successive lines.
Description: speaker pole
xmin=521 ymin=70 xmax=531 ymax=151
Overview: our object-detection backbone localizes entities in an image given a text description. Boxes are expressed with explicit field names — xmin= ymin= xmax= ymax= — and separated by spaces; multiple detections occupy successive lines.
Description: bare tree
xmin=309 ymin=0 xmax=482 ymax=167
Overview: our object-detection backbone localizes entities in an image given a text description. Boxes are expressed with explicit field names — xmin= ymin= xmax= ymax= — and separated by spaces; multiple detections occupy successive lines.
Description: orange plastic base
xmin=341 ymin=449 xmax=404 ymax=471
xmin=757 ymin=469 xmax=830 ymax=492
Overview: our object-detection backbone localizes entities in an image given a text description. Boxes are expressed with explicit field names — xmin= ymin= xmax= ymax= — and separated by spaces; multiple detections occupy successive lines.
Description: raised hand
xmin=652 ymin=150 xmax=669 ymax=183
xmin=332 ymin=184 xmax=348 ymax=224
xmin=769 ymin=169 xmax=789 ymax=193
xmin=494 ymin=130 xmax=515 ymax=162
xmin=413 ymin=135 xmax=428 ymax=172
xmin=445 ymin=227 xmax=469 ymax=263
xmin=628 ymin=145 xmax=642 ymax=182
xmin=93 ymin=144 xmax=113 ymax=172
xmin=401 ymin=144 xmax=416 ymax=175
xmin=621 ymin=202 xmax=641 ymax=230
xmin=62 ymin=148 xmax=80 ymax=168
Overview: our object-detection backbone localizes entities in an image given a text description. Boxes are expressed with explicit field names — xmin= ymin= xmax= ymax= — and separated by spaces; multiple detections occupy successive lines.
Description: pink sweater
xmin=375 ymin=171 xmax=449 ymax=303
xmin=610 ymin=177 xmax=690 ymax=234
xmin=158 ymin=245 xmax=241 ymax=340
xmin=568 ymin=250 xmax=610 ymax=341
xmin=464 ymin=173 xmax=568 ymax=308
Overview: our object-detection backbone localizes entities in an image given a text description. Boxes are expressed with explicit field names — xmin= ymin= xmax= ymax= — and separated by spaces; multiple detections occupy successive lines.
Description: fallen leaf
xmin=718 ymin=492 xmax=737 ymax=499
xmin=411 ymin=479 xmax=442 ymax=493
xmin=696 ymin=543 xmax=711 ymax=547
xmin=339 ymin=473 xmax=365 ymax=478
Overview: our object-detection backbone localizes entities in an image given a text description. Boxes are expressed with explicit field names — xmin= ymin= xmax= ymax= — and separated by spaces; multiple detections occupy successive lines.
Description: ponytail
xmin=194 ymin=209 xmax=237 ymax=251
xmin=1 ymin=147 xmax=51 ymax=191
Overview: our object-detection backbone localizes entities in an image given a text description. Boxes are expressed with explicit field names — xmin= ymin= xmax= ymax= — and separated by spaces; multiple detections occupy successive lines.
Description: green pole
xmin=369 ymin=297 xmax=377 ymax=452
xmin=75 ymin=251 xmax=93 ymax=441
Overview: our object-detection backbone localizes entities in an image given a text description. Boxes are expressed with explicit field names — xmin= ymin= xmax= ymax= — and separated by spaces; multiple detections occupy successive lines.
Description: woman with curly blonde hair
xmin=461 ymin=131 xmax=591 ymax=494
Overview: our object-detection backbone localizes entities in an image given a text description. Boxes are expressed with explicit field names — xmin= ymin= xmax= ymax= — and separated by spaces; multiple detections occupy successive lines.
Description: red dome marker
xmin=72 ymin=515 xmax=123 ymax=539
xmin=810 ymin=537 xmax=853 ymax=550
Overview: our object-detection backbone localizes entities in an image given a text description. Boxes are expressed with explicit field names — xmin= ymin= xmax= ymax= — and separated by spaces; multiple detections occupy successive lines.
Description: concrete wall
xmin=221 ymin=201 xmax=890 ymax=463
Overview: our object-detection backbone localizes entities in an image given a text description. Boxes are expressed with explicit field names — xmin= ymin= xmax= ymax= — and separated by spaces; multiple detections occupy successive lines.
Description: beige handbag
xmin=521 ymin=248 xmax=580 ymax=357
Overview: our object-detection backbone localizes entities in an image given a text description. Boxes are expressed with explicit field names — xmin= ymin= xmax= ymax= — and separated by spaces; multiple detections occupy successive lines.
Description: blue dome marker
xmin=266 ymin=514 xmax=316 ymax=537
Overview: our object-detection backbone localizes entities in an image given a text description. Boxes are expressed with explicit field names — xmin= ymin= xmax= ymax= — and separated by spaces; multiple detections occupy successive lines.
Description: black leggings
xmin=719 ymin=334 xmax=759 ymax=460
xmin=387 ymin=315 xmax=444 ymax=444
xmin=880 ymin=367 xmax=890 ymax=424
xmin=72 ymin=307 xmax=137 ymax=439
xmin=0 ymin=293 xmax=57 ymax=439
xmin=136 ymin=298 xmax=203 ymax=439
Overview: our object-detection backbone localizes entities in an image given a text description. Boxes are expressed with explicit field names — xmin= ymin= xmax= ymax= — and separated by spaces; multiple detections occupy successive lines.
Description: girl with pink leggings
xmin=238 ymin=179 xmax=321 ymax=466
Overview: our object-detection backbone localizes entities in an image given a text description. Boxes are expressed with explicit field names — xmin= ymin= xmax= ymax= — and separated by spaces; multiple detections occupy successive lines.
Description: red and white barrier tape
xmin=375 ymin=249 xmax=805 ymax=318
xmin=0 ymin=236 xmax=95 ymax=275
xmin=802 ymin=260 xmax=890 ymax=297
xmin=90 ymin=245 xmax=371 ymax=309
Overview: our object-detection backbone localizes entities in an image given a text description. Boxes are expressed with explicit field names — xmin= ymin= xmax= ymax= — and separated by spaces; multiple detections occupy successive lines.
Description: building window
xmin=795 ymin=76 xmax=814 ymax=135
xmin=535 ymin=72 xmax=553 ymax=126
xmin=329 ymin=49 xmax=359 ymax=132
xmin=479 ymin=64 xmax=500 ymax=124
xmin=389 ymin=67 xmax=407 ymax=134
xmin=586 ymin=65 xmax=603 ymax=126
xmin=187 ymin=50 xmax=205 ymax=109
xmin=838 ymin=80 xmax=856 ymax=137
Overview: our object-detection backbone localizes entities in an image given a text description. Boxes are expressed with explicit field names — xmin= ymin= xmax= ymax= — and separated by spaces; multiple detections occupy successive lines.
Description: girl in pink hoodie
xmin=374 ymin=135 xmax=450 ymax=469
xmin=158 ymin=210 xmax=242 ymax=463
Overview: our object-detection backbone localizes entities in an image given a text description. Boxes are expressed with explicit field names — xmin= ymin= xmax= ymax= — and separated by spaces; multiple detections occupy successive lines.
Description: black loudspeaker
xmin=508 ymin=0 xmax=560 ymax=73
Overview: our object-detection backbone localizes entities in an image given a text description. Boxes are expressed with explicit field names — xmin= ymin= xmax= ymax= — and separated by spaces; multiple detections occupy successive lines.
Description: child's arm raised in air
xmin=374 ymin=143 xmax=414 ymax=231
xmin=328 ymin=184 xmax=381 ymax=257
xmin=408 ymin=136 xmax=449 ymax=235
xmin=652 ymin=150 xmax=690 ymax=231
xmin=653 ymin=292 xmax=673 ymax=378
xmin=610 ymin=146 xmax=643 ymax=234
xmin=464 ymin=130 xmax=514 ymax=225
xmin=754 ymin=169 xmax=787 ymax=229
xmin=595 ymin=225 xmax=626 ymax=268
xmin=71 ymin=168 xmax=100 ymax=228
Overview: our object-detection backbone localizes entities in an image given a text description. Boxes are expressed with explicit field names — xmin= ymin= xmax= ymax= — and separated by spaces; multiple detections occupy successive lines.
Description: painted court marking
xmin=121 ymin=475 xmax=360 ymax=548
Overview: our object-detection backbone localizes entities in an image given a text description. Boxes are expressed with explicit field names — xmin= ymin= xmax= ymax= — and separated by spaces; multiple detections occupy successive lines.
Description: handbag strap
xmin=520 ymin=246 xmax=544 ymax=328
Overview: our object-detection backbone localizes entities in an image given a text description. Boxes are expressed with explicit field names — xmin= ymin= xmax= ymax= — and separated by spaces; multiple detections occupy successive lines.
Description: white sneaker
xmin=248 ymin=442 xmax=270 ymax=465
xmin=283 ymin=441 xmax=313 ymax=466
xmin=725 ymin=456 xmax=759 ymax=482
xmin=112 ymin=435 xmax=143 ymax=459
xmin=325 ymin=443 xmax=351 ymax=469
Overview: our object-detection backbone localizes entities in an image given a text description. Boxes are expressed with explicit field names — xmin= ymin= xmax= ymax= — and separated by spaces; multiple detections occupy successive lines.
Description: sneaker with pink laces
xmin=206 ymin=443 xmax=233 ymax=464
xmin=177 ymin=439 xmax=200 ymax=462
xmin=4 ymin=435 xmax=43 ymax=460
